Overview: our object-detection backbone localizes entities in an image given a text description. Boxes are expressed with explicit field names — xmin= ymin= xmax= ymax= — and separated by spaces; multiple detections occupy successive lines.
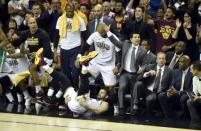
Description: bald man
xmin=11 ymin=17 xmax=53 ymax=99
xmin=12 ymin=17 xmax=53 ymax=61
xmin=158 ymin=55 xmax=193 ymax=118
xmin=87 ymin=4 xmax=117 ymax=37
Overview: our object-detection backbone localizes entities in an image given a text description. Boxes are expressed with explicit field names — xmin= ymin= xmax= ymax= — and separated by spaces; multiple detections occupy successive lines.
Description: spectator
xmin=172 ymin=11 xmax=199 ymax=62
xmin=102 ymin=1 xmax=114 ymax=18
xmin=132 ymin=52 xmax=172 ymax=116
xmin=158 ymin=55 xmax=192 ymax=118
xmin=141 ymin=39 xmax=156 ymax=66
xmin=122 ymin=6 xmax=155 ymax=52
xmin=166 ymin=41 xmax=185 ymax=70
xmin=87 ymin=4 xmax=117 ymax=37
xmin=48 ymin=0 xmax=62 ymax=62
xmin=72 ymin=0 xmax=88 ymax=26
xmin=8 ymin=0 xmax=29 ymax=26
xmin=148 ymin=7 xmax=176 ymax=53
xmin=32 ymin=3 xmax=50 ymax=33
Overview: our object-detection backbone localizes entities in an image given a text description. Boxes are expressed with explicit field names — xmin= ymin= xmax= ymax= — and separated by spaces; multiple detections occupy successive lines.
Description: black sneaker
xmin=119 ymin=108 xmax=125 ymax=116
xmin=35 ymin=90 xmax=44 ymax=100
xmin=42 ymin=96 xmax=59 ymax=107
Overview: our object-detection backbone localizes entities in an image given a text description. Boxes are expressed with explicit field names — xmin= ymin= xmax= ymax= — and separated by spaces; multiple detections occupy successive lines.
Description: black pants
xmin=48 ymin=70 xmax=71 ymax=92
xmin=187 ymin=98 xmax=201 ymax=120
xmin=158 ymin=92 xmax=189 ymax=118
xmin=60 ymin=47 xmax=80 ymax=90
xmin=0 ymin=75 xmax=13 ymax=93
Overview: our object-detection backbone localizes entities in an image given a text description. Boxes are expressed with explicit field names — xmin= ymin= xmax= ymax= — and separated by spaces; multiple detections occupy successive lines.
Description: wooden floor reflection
xmin=0 ymin=113 xmax=199 ymax=131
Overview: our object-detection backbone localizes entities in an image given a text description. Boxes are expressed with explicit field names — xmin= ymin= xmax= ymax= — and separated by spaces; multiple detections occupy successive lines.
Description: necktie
xmin=95 ymin=19 xmax=100 ymax=31
xmin=169 ymin=55 xmax=178 ymax=69
xmin=130 ymin=47 xmax=136 ymax=72
xmin=180 ymin=72 xmax=185 ymax=91
xmin=153 ymin=68 xmax=162 ymax=92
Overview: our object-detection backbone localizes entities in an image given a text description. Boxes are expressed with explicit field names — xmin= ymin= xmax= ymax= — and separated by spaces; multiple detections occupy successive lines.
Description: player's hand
xmin=103 ymin=24 xmax=111 ymax=32
xmin=183 ymin=22 xmax=188 ymax=29
xmin=137 ymin=65 xmax=144 ymax=74
xmin=176 ymin=19 xmax=182 ymax=28
xmin=75 ymin=58 xmax=81 ymax=69
xmin=113 ymin=66 xmax=120 ymax=76
xmin=77 ymin=96 xmax=87 ymax=107
xmin=162 ymin=45 xmax=172 ymax=52
xmin=193 ymin=96 xmax=201 ymax=102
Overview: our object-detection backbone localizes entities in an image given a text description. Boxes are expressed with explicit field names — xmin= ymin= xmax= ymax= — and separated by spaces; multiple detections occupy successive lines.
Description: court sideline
xmin=0 ymin=113 xmax=199 ymax=131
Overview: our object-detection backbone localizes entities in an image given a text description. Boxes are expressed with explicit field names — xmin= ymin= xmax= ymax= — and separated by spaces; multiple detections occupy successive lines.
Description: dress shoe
xmin=119 ymin=108 xmax=124 ymax=116
xmin=130 ymin=109 xmax=137 ymax=116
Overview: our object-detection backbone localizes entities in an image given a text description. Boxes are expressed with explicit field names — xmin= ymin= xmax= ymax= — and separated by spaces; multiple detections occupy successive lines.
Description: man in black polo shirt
xmin=12 ymin=17 xmax=53 ymax=100
xmin=12 ymin=17 xmax=53 ymax=61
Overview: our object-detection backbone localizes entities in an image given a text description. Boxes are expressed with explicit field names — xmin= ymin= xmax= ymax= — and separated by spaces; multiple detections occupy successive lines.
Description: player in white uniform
xmin=64 ymin=86 xmax=109 ymax=116
xmin=0 ymin=44 xmax=30 ymax=104
xmin=75 ymin=23 xmax=120 ymax=114
xmin=86 ymin=23 xmax=120 ymax=86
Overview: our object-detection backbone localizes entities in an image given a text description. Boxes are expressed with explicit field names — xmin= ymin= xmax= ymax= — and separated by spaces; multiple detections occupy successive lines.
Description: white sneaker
xmin=24 ymin=106 xmax=32 ymax=114
xmin=73 ymin=113 xmax=79 ymax=117
xmin=35 ymin=103 xmax=42 ymax=115
xmin=81 ymin=65 xmax=88 ymax=74
xmin=25 ymin=97 xmax=34 ymax=106
xmin=114 ymin=106 xmax=119 ymax=115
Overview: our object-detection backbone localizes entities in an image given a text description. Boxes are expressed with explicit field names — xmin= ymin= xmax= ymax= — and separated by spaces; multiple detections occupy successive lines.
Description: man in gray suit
xmin=132 ymin=52 xmax=173 ymax=116
xmin=103 ymin=24 xmax=147 ymax=115
xmin=87 ymin=4 xmax=117 ymax=37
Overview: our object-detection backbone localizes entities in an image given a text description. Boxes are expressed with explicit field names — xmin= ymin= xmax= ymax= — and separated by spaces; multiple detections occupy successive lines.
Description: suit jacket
xmin=121 ymin=19 xmax=156 ymax=52
xmin=36 ymin=11 xmax=50 ymax=33
xmin=108 ymin=35 xmax=147 ymax=74
xmin=142 ymin=51 xmax=156 ymax=67
xmin=171 ymin=68 xmax=193 ymax=92
xmin=139 ymin=64 xmax=173 ymax=93
xmin=166 ymin=51 xmax=183 ymax=69
xmin=87 ymin=16 xmax=117 ymax=37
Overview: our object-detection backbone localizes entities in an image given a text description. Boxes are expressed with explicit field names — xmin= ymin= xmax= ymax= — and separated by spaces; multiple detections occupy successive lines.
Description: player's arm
xmin=0 ymin=27 xmax=9 ymax=48
xmin=78 ymin=97 xmax=109 ymax=114
xmin=83 ymin=101 xmax=109 ymax=114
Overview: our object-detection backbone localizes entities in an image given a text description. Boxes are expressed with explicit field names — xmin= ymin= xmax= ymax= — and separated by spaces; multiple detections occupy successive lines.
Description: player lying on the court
xmin=63 ymin=75 xmax=109 ymax=116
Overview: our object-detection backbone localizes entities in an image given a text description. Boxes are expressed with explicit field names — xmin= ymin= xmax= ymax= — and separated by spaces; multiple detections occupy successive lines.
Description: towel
xmin=76 ymin=10 xmax=88 ymax=26
xmin=59 ymin=12 xmax=81 ymax=38
xmin=13 ymin=71 xmax=30 ymax=86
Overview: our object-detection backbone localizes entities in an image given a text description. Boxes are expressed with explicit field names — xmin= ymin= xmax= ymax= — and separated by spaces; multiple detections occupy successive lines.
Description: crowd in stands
xmin=0 ymin=0 xmax=201 ymax=122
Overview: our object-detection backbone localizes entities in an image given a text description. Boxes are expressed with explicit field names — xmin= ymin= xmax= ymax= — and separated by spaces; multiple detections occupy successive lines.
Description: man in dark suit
xmin=103 ymin=24 xmax=147 ymax=115
xmin=166 ymin=41 xmax=185 ymax=69
xmin=141 ymin=39 xmax=156 ymax=66
xmin=87 ymin=4 xmax=117 ymax=37
xmin=132 ymin=52 xmax=173 ymax=115
xmin=32 ymin=3 xmax=50 ymax=33
xmin=121 ymin=6 xmax=155 ymax=52
xmin=158 ymin=55 xmax=192 ymax=118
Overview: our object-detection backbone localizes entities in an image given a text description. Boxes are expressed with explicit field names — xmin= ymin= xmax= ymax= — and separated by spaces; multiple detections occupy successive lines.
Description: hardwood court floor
xmin=0 ymin=113 xmax=199 ymax=131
